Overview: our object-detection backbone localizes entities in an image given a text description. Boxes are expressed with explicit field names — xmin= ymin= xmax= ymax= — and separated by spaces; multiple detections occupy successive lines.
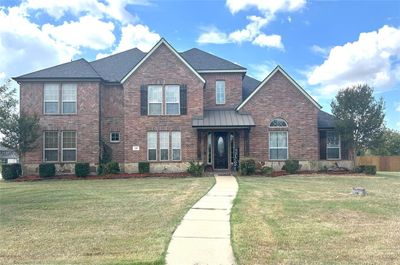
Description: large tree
xmin=331 ymin=84 xmax=385 ymax=159
xmin=370 ymin=129 xmax=400 ymax=156
xmin=0 ymin=79 xmax=17 ymax=126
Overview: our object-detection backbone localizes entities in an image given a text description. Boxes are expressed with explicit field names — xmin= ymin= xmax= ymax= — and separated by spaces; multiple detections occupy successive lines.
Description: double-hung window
xmin=44 ymin=131 xmax=59 ymax=162
xmin=147 ymin=132 xmax=157 ymax=161
xmin=160 ymin=132 xmax=169 ymax=161
xmin=327 ymin=131 xmax=340 ymax=160
xmin=165 ymin=85 xmax=180 ymax=115
xmin=62 ymin=84 xmax=77 ymax=114
xmin=269 ymin=131 xmax=288 ymax=160
xmin=216 ymin=80 xmax=225 ymax=104
xmin=44 ymin=83 xmax=77 ymax=114
xmin=62 ymin=131 xmax=77 ymax=162
xmin=148 ymin=85 xmax=163 ymax=115
xmin=44 ymin=84 xmax=59 ymax=114
xmin=171 ymin=131 xmax=181 ymax=161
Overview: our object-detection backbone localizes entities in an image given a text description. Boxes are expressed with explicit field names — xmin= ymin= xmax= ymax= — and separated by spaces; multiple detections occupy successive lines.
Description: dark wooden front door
xmin=214 ymin=132 xmax=228 ymax=169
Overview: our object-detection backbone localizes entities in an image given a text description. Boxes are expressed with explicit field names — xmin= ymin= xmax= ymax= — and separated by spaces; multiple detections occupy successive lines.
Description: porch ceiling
xmin=192 ymin=110 xmax=255 ymax=128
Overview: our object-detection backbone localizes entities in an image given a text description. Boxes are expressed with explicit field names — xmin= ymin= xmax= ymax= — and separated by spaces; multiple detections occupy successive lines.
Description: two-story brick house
xmin=14 ymin=38 xmax=352 ymax=175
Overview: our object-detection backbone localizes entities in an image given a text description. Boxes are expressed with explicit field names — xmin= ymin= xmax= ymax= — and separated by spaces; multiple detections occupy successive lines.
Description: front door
xmin=214 ymin=132 xmax=228 ymax=169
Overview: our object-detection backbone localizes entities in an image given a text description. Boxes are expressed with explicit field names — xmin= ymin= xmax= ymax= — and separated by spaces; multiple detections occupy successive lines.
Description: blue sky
xmin=1 ymin=0 xmax=399 ymax=129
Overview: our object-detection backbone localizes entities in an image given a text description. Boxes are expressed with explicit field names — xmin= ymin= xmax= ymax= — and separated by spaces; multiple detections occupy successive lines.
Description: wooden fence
xmin=356 ymin=156 xmax=400 ymax=171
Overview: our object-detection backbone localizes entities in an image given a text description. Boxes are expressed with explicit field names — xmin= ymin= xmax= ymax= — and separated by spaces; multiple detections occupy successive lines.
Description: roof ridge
xmin=81 ymin=58 xmax=102 ymax=78
xmin=182 ymin=47 xmax=246 ymax=70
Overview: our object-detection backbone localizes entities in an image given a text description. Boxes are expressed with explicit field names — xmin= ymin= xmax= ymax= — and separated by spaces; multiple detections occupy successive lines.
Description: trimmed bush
xmin=187 ymin=161 xmax=204 ymax=177
xmin=75 ymin=162 xmax=90 ymax=177
xmin=39 ymin=163 xmax=56 ymax=178
xmin=240 ymin=158 xmax=256 ymax=175
xmin=354 ymin=165 xmax=366 ymax=173
xmin=363 ymin=165 xmax=377 ymax=175
xmin=282 ymin=160 xmax=301 ymax=174
xmin=1 ymin=163 xmax=22 ymax=180
xmin=105 ymin=161 xmax=120 ymax=174
xmin=139 ymin=162 xmax=150 ymax=174
xmin=261 ymin=166 xmax=273 ymax=176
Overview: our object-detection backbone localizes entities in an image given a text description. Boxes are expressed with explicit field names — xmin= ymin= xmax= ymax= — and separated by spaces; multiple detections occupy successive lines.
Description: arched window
xmin=269 ymin=118 xmax=288 ymax=127
xmin=269 ymin=118 xmax=288 ymax=160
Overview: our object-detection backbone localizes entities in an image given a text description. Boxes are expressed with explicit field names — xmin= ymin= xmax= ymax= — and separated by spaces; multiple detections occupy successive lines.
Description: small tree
xmin=0 ymin=79 xmax=17 ymax=127
xmin=331 ymin=84 xmax=385 ymax=160
xmin=370 ymin=129 xmax=400 ymax=156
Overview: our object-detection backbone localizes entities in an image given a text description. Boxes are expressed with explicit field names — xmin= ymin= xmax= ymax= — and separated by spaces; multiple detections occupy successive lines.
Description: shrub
xmin=39 ymin=163 xmax=56 ymax=178
xmin=1 ymin=163 xmax=22 ymax=180
xmin=261 ymin=166 xmax=273 ymax=176
xmin=187 ymin=161 xmax=204 ymax=177
xmin=240 ymin=158 xmax=256 ymax=175
xmin=139 ymin=162 xmax=150 ymax=174
xmin=354 ymin=165 xmax=366 ymax=173
xmin=282 ymin=160 xmax=301 ymax=174
xmin=104 ymin=161 xmax=120 ymax=174
xmin=363 ymin=165 xmax=377 ymax=175
xmin=75 ymin=162 xmax=90 ymax=177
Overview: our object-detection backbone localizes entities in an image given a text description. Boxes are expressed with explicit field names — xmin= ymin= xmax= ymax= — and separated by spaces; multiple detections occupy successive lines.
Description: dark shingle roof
xmin=242 ymin=75 xmax=260 ymax=100
xmin=192 ymin=110 xmax=255 ymax=128
xmin=90 ymin=48 xmax=146 ymax=82
xmin=15 ymin=59 xmax=101 ymax=80
xmin=318 ymin=110 xmax=336 ymax=129
xmin=181 ymin=48 xmax=246 ymax=71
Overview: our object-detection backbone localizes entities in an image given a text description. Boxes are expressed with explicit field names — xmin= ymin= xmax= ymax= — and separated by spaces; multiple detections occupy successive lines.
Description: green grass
xmin=231 ymin=172 xmax=400 ymax=265
xmin=0 ymin=177 xmax=214 ymax=265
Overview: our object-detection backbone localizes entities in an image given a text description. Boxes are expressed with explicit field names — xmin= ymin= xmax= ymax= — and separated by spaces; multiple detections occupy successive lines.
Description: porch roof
xmin=192 ymin=110 xmax=255 ymax=128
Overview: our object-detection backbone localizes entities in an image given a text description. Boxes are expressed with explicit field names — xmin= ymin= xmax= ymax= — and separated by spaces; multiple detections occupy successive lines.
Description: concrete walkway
xmin=166 ymin=174 xmax=238 ymax=265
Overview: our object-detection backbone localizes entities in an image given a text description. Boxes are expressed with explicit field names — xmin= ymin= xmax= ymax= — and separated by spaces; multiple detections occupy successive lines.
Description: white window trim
xmin=61 ymin=131 xmax=77 ymax=162
xmin=215 ymin=80 xmax=225 ymax=105
xmin=43 ymin=84 xmax=60 ymax=115
xmin=147 ymin=132 xmax=157 ymax=161
xmin=171 ymin=131 xmax=181 ymax=161
xmin=61 ymin=84 xmax=77 ymax=115
xmin=269 ymin=131 xmax=289 ymax=161
xmin=165 ymin=85 xmax=180 ymax=115
xmin=110 ymin=132 xmax=120 ymax=143
xmin=43 ymin=131 xmax=59 ymax=162
xmin=148 ymin=85 xmax=163 ymax=116
xmin=160 ymin=132 xmax=170 ymax=161
xmin=326 ymin=131 xmax=341 ymax=160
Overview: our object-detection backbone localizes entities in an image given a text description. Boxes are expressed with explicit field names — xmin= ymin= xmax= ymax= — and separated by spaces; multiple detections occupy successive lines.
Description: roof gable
xmin=237 ymin=66 xmax=321 ymax=110
xmin=121 ymin=38 xmax=205 ymax=84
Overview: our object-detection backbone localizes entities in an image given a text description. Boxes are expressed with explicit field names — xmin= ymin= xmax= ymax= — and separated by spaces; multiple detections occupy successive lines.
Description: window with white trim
xmin=62 ymin=84 xmax=77 ymax=114
xmin=44 ymin=131 xmax=58 ymax=162
xmin=171 ymin=131 xmax=181 ymax=161
xmin=207 ymin=132 xmax=212 ymax=164
xmin=269 ymin=118 xmax=288 ymax=127
xmin=110 ymin=132 xmax=120 ymax=143
xmin=216 ymin=80 xmax=225 ymax=104
xmin=44 ymin=84 xmax=59 ymax=114
xmin=165 ymin=85 xmax=180 ymax=115
xmin=327 ymin=131 xmax=340 ymax=160
xmin=160 ymin=132 xmax=169 ymax=161
xmin=147 ymin=132 xmax=157 ymax=161
xmin=148 ymin=85 xmax=162 ymax=115
xmin=269 ymin=131 xmax=288 ymax=160
xmin=62 ymin=131 xmax=76 ymax=162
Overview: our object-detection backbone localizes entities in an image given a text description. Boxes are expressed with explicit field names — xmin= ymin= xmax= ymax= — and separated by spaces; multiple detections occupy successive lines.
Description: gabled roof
xmin=192 ymin=110 xmax=255 ymax=128
xmin=181 ymin=48 xmax=246 ymax=72
xmin=318 ymin=110 xmax=336 ymax=129
xmin=121 ymin=38 xmax=205 ymax=83
xmin=242 ymin=75 xmax=260 ymax=100
xmin=14 ymin=59 xmax=101 ymax=81
xmin=237 ymin=66 xmax=322 ymax=110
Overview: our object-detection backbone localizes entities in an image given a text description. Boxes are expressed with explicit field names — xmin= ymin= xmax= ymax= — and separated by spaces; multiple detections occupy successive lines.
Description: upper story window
xmin=327 ymin=131 xmax=340 ymax=160
xmin=148 ymin=85 xmax=163 ymax=115
xmin=110 ymin=132 xmax=120 ymax=143
xmin=141 ymin=84 xmax=186 ymax=116
xmin=44 ymin=83 xmax=77 ymax=115
xmin=215 ymin=80 xmax=225 ymax=104
xmin=165 ymin=85 xmax=180 ymax=115
xmin=269 ymin=118 xmax=288 ymax=127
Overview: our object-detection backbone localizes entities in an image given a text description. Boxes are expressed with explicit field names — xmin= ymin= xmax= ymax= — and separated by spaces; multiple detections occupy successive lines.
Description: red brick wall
xmin=100 ymin=84 xmax=124 ymax=163
xmin=241 ymin=70 xmax=319 ymax=161
xmin=19 ymin=82 xmax=100 ymax=165
xmin=122 ymin=43 xmax=204 ymax=163
xmin=201 ymin=73 xmax=243 ymax=109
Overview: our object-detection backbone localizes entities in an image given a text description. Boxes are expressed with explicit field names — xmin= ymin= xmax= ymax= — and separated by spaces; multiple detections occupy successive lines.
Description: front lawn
xmin=0 ymin=177 xmax=213 ymax=265
xmin=231 ymin=172 xmax=400 ymax=265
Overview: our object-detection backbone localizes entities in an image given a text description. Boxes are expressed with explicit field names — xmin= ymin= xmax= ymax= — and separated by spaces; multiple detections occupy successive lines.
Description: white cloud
xmin=96 ymin=24 xmax=160 ymax=59
xmin=228 ymin=15 xmax=269 ymax=43
xmin=197 ymin=27 xmax=229 ymax=44
xmin=42 ymin=16 xmax=115 ymax=50
xmin=252 ymin=34 xmax=284 ymax=49
xmin=226 ymin=0 xmax=306 ymax=14
xmin=396 ymin=103 xmax=400 ymax=112
xmin=310 ymin=44 xmax=329 ymax=56
xmin=248 ymin=60 xmax=277 ymax=80
xmin=308 ymin=25 xmax=400 ymax=97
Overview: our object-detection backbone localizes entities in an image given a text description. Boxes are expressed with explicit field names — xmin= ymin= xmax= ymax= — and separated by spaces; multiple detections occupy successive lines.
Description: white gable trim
xmin=121 ymin=38 xmax=205 ymax=84
xmin=237 ymin=65 xmax=322 ymax=110
xmin=197 ymin=69 xmax=247 ymax=73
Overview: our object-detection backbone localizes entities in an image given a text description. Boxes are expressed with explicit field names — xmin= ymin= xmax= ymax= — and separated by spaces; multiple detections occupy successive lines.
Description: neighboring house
xmin=0 ymin=145 xmax=19 ymax=164
xmin=14 ymin=38 xmax=352 ymax=175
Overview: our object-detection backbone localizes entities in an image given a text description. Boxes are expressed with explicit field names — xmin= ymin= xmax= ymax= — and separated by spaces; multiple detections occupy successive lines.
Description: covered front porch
xmin=192 ymin=110 xmax=255 ymax=171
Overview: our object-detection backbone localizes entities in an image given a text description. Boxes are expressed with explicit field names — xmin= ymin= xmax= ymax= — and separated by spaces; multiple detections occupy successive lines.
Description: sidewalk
xmin=166 ymin=174 xmax=238 ymax=265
